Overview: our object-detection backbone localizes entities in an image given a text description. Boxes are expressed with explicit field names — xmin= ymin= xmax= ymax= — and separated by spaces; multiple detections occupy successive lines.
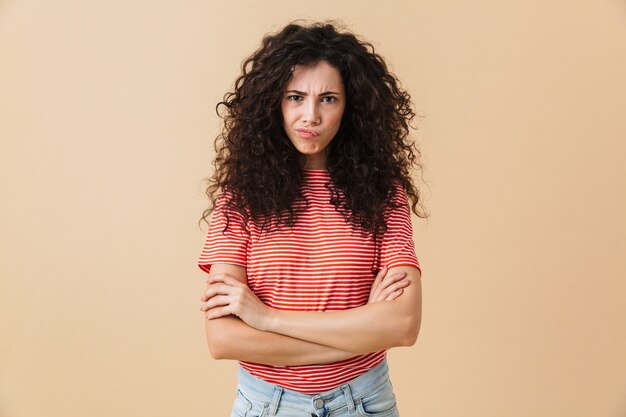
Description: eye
xmin=286 ymin=95 xmax=302 ymax=101
xmin=321 ymin=96 xmax=337 ymax=103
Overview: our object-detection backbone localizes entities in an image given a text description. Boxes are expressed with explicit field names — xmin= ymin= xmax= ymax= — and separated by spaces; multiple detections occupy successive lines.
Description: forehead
xmin=285 ymin=61 xmax=344 ymax=90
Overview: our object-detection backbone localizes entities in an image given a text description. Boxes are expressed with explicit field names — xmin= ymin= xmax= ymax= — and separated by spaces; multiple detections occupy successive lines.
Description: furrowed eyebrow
xmin=285 ymin=90 xmax=342 ymax=96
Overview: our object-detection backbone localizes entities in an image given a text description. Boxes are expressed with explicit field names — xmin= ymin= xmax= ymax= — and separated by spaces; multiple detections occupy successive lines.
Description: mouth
xmin=295 ymin=128 xmax=320 ymax=138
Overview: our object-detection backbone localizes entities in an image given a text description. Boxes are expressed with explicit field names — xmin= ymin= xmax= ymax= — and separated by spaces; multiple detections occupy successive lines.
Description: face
xmin=281 ymin=60 xmax=346 ymax=169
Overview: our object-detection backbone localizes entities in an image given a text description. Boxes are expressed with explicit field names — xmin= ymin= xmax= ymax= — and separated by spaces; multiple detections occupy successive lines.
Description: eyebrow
xmin=285 ymin=90 xmax=342 ymax=96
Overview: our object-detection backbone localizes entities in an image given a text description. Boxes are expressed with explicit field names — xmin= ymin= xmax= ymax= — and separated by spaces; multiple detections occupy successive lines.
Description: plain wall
xmin=1 ymin=1 xmax=625 ymax=416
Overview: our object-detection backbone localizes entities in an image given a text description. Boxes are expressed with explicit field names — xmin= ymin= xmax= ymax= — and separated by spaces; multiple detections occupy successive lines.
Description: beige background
xmin=1 ymin=1 xmax=625 ymax=416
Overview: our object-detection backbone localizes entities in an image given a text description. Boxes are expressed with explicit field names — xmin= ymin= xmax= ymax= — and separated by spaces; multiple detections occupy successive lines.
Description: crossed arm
xmin=204 ymin=313 xmax=358 ymax=366
xmin=200 ymin=263 xmax=422 ymax=364
xmin=262 ymin=268 xmax=421 ymax=354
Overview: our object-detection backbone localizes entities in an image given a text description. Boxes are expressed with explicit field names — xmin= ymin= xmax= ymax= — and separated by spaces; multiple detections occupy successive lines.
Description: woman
xmin=198 ymin=20 xmax=427 ymax=417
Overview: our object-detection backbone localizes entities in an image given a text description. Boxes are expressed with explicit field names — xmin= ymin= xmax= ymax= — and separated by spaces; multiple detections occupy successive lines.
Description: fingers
xmin=201 ymin=275 xmax=241 ymax=303
xmin=205 ymin=305 xmax=230 ymax=320
xmin=382 ymin=270 xmax=406 ymax=285
xmin=371 ymin=270 xmax=407 ymax=301
xmin=199 ymin=279 xmax=244 ymax=313
xmin=369 ymin=266 xmax=389 ymax=300
xmin=200 ymin=283 xmax=231 ymax=302
xmin=200 ymin=295 xmax=231 ymax=312
xmin=385 ymin=288 xmax=404 ymax=301
xmin=376 ymin=277 xmax=410 ymax=302
xmin=372 ymin=266 xmax=388 ymax=286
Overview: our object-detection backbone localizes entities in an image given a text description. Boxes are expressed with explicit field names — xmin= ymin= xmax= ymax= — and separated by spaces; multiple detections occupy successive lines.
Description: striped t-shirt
xmin=198 ymin=169 xmax=421 ymax=394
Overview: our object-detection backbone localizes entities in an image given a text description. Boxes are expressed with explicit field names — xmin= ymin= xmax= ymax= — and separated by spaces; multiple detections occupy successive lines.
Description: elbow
xmin=403 ymin=328 xmax=419 ymax=347
xmin=207 ymin=339 xmax=224 ymax=360
xmin=400 ymin=317 xmax=421 ymax=347
xmin=205 ymin=319 xmax=229 ymax=360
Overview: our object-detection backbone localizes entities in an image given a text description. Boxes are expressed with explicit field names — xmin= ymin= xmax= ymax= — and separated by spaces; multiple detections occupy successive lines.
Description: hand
xmin=200 ymin=273 xmax=274 ymax=331
xmin=367 ymin=266 xmax=410 ymax=304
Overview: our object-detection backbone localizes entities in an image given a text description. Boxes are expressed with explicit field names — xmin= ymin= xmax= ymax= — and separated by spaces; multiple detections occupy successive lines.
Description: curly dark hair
xmin=200 ymin=18 xmax=429 ymax=242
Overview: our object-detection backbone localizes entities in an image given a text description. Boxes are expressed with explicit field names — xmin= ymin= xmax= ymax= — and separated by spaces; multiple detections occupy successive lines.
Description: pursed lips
xmin=295 ymin=128 xmax=320 ymax=137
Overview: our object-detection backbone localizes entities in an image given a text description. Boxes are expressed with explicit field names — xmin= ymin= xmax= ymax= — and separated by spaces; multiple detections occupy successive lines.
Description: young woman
xmin=198 ymin=20 xmax=427 ymax=417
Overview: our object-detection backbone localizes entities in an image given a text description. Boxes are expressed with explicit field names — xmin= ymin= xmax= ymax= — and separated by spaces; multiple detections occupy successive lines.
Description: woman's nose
xmin=302 ymin=100 xmax=320 ymax=124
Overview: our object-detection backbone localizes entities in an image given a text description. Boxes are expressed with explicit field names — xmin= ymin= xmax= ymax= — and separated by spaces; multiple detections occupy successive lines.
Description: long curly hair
xmin=200 ymin=19 xmax=429 ymax=242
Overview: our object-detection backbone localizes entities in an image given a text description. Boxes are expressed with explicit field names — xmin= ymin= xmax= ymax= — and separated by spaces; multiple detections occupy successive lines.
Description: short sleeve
xmin=197 ymin=189 xmax=250 ymax=274
xmin=375 ymin=183 xmax=422 ymax=278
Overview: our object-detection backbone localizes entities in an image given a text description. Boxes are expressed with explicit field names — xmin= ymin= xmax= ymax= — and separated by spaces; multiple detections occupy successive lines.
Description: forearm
xmin=264 ymin=301 xmax=414 ymax=354
xmin=262 ymin=266 xmax=422 ymax=354
xmin=205 ymin=315 xmax=360 ymax=366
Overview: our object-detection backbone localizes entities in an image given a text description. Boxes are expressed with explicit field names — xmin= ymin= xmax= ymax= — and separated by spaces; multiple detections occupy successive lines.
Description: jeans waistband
xmin=236 ymin=359 xmax=390 ymax=416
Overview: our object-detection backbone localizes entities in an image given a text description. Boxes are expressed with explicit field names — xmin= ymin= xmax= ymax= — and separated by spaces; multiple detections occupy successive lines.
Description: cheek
xmin=281 ymin=106 xmax=296 ymax=124
xmin=330 ymin=109 xmax=345 ymax=127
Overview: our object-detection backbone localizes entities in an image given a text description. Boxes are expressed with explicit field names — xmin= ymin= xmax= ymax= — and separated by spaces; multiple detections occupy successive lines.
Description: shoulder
xmin=210 ymin=187 xmax=251 ymax=232
xmin=388 ymin=180 xmax=409 ymax=205
xmin=215 ymin=187 xmax=249 ymax=215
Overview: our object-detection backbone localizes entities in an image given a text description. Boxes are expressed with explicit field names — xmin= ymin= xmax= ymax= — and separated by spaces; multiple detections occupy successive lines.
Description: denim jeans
xmin=230 ymin=359 xmax=400 ymax=417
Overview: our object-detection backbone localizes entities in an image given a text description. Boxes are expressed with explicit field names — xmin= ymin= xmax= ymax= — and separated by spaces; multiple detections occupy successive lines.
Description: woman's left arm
xmin=266 ymin=265 xmax=422 ymax=354
xmin=204 ymin=265 xmax=422 ymax=354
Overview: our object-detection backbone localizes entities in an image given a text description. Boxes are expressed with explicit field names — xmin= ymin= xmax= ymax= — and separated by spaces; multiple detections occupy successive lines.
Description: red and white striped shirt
xmin=198 ymin=169 xmax=421 ymax=394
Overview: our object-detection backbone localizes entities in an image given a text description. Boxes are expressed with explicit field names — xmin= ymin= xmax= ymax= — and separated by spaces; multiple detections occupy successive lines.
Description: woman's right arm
xmin=205 ymin=314 xmax=357 ymax=366
xmin=202 ymin=263 xmax=357 ymax=366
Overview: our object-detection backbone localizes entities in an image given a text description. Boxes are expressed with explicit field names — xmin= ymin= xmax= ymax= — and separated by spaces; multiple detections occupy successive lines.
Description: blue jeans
xmin=230 ymin=359 xmax=400 ymax=417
